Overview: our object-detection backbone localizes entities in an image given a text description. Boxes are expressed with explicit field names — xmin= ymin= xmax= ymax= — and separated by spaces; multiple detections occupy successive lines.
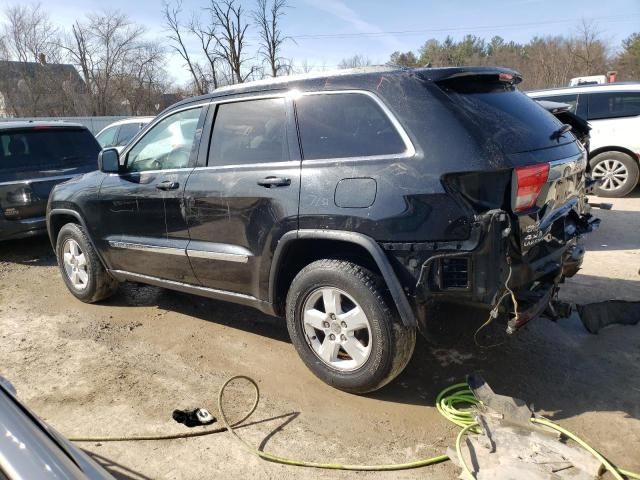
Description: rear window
xmin=295 ymin=93 xmax=406 ymax=160
xmin=0 ymin=128 xmax=100 ymax=173
xmin=587 ymin=92 xmax=640 ymax=120
xmin=437 ymin=79 xmax=568 ymax=154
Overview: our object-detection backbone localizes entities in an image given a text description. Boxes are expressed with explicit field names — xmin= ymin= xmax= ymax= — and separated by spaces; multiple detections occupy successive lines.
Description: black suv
xmin=1 ymin=122 xmax=100 ymax=241
xmin=47 ymin=67 xmax=598 ymax=393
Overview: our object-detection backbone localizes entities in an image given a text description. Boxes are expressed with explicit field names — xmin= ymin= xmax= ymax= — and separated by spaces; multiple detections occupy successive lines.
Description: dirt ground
xmin=1 ymin=192 xmax=639 ymax=480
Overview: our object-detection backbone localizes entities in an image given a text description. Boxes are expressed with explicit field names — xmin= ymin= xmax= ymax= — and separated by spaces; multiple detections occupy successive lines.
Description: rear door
xmin=97 ymin=105 xmax=206 ymax=282
xmin=0 ymin=126 xmax=99 ymax=221
xmin=184 ymin=96 xmax=300 ymax=298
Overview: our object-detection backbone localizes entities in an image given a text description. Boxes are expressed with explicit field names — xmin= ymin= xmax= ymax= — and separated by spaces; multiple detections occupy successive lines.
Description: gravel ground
xmin=1 ymin=192 xmax=639 ymax=480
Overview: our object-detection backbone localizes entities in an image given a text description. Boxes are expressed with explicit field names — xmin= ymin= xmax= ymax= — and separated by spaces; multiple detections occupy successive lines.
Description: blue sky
xmin=47 ymin=0 xmax=640 ymax=85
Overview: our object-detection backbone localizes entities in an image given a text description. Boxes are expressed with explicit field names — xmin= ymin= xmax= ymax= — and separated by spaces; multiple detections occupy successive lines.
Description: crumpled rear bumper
xmin=384 ymin=206 xmax=597 ymax=331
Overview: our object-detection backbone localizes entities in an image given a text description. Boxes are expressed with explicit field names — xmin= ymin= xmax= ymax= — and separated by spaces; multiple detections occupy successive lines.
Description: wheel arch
xmin=47 ymin=208 xmax=109 ymax=269
xmin=269 ymin=230 xmax=417 ymax=327
xmin=589 ymin=146 xmax=639 ymax=164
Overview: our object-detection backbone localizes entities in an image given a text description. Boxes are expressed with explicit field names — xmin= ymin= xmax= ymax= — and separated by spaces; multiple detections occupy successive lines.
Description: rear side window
xmin=534 ymin=94 xmax=579 ymax=114
xmin=209 ymin=98 xmax=288 ymax=166
xmin=295 ymin=93 xmax=406 ymax=160
xmin=115 ymin=123 xmax=142 ymax=146
xmin=587 ymin=92 xmax=640 ymax=120
xmin=0 ymin=128 xmax=100 ymax=173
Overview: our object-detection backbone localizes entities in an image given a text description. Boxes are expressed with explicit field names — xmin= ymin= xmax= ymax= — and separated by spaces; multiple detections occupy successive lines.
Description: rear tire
xmin=286 ymin=259 xmax=416 ymax=394
xmin=590 ymin=151 xmax=639 ymax=198
xmin=55 ymin=223 xmax=118 ymax=303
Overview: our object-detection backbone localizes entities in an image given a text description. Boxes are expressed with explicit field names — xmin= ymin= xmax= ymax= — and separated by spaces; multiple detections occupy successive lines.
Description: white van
xmin=528 ymin=83 xmax=640 ymax=197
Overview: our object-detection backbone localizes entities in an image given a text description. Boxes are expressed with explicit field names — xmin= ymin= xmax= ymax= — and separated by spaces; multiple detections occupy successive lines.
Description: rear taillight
xmin=514 ymin=163 xmax=549 ymax=212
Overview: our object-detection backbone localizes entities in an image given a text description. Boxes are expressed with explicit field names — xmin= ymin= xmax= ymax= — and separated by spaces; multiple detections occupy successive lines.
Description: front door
xmin=184 ymin=96 xmax=300 ymax=299
xmin=97 ymin=105 xmax=207 ymax=282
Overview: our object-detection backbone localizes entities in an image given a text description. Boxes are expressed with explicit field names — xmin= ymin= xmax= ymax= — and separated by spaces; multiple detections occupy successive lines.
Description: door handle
xmin=156 ymin=180 xmax=179 ymax=191
xmin=257 ymin=176 xmax=291 ymax=188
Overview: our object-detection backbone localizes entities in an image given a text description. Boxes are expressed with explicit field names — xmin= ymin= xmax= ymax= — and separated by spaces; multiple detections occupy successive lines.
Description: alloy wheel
xmin=301 ymin=287 xmax=372 ymax=372
xmin=62 ymin=239 xmax=89 ymax=291
xmin=592 ymin=159 xmax=629 ymax=192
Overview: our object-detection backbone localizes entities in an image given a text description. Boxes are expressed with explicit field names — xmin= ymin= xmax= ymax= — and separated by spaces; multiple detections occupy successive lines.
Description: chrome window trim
xmin=106 ymin=167 xmax=194 ymax=176
xmin=192 ymin=159 xmax=299 ymax=172
xmin=294 ymin=89 xmax=416 ymax=163
xmin=117 ymin=88 xmax=415 ymax=171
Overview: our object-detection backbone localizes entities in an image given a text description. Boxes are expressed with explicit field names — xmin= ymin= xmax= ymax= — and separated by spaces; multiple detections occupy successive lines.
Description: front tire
xmin=286 ymin=259 xmax=416 ymax=394
xmin=590 ymin=151 xmax=639 ymax=198
xmin=55 ymin=223 xmax=118 ymax=303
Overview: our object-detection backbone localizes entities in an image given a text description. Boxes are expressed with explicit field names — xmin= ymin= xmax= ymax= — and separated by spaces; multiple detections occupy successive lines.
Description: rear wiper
xmin=550 ymin=124 xmax=572 ymax=142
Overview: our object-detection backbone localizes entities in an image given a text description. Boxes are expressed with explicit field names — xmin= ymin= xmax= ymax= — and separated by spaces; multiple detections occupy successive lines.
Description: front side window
xmin=96 ymin=126 xmax=118 ymax=148
xmin=588 ymin=92 xmax=640 ymax=120
xmin=126 ymin=107 xmax=202 ymax=172
xmin=295 ymin=93 xmax=406 ymax=160
xmin=209 ymin=98 xmax=288 ymax=166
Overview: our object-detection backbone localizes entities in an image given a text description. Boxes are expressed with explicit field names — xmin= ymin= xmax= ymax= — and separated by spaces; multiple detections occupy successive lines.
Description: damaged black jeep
xmin=47 ymin=67 xmax=597 ymax=393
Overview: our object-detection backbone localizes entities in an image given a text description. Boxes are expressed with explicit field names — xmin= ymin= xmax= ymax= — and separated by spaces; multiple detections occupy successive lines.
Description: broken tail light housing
xmin=514 ymin=163 xmax=549 ymax=212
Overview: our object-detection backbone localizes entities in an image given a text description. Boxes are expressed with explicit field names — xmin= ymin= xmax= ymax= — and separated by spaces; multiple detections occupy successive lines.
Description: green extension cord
xmin=71 ymin=376 xmax=640 ymax=479
xmin=217 ymin=377 xmax=640 ymax=479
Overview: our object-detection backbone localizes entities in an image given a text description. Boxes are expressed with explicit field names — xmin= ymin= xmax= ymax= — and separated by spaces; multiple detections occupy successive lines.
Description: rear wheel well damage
xmin=270 ymin=234 xmax=417 ymax=327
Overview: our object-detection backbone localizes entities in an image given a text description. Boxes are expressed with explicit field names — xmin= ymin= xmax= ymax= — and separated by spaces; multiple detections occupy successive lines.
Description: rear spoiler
xmin=416 ymin=67 xmax=523 ymax=85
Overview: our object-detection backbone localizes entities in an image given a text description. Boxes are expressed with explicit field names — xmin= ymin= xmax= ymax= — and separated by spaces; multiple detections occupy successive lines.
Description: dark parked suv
xmin=1 ymin=122 xmax=100 ymax=241
xmin=47 ymin=67 xmax=598 ymax=393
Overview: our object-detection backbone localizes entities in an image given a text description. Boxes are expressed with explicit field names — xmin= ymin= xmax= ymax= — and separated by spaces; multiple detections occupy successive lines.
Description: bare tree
xmin=116 ymin=42 xmax=167 ymax=114
xmin=62 ymin=11 xmax=152 ymax=115
xmin=2 ymin=3 xmax=61 ymax=63
xmin=571 ymin=19 xmax=608 ymax=75
xmin=162 ymin=0 xmax=207 ymax=95
xmin=338 ymin=54 xmax=371 ymax=69
xmin=209 ymin=0 xmax=254 ymax=83
xmin=0 ymin=3 xmax=70 ymax=115
xmin=253 ymin=0 xmax=290 ymax=77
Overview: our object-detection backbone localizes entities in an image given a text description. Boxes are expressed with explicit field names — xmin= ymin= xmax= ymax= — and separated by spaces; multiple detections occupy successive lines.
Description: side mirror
xmin=98 ymin=148 xmax=121 ymax=173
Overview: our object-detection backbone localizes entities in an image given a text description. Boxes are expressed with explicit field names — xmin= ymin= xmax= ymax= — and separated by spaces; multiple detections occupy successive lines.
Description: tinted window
xmin=115 ymin=122 xmax=142 ymax=146
xmin=209 ymin=98 xmax=288 ymax=166
xmin=439 ymin=83 xmax=567 ymax=155
xmin=0 ymin=128 xmax=100 ymax=173
xmin=126 ymin=107 xmax=202 ymax=172
xmin=535 ymin=94 xmax=579 ymax=113
xmin=295 ymin=93 xmax=406 ymax=160
xmin=588 ymin=92 xmax=640 ymax=120
xmin=96 ymin=126 xmax=118 ymax=147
